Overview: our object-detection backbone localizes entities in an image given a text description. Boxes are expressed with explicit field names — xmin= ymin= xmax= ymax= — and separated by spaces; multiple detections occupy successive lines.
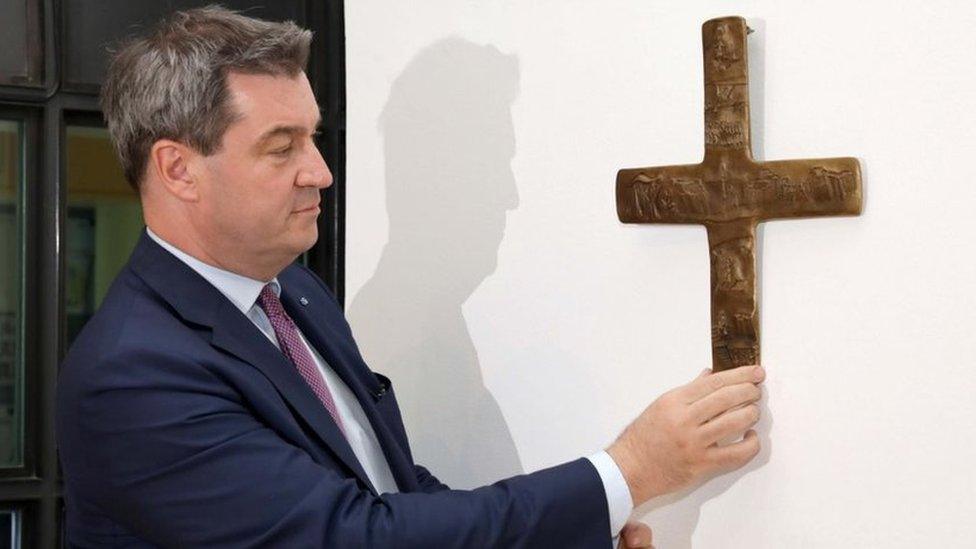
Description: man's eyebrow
xmin=255 ymin=116 xmax=323 ymax=145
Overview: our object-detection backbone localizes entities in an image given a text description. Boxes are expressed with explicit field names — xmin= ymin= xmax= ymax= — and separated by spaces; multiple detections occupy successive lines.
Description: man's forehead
xmin=226 ymin=71 xmax=319 ymax=129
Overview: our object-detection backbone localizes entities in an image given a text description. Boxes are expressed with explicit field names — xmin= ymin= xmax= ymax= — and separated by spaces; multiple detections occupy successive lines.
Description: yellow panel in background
xmin=0 ymin=120 xmax=19 ymax=201
xmin=66 ymin=126 xmax=130 ymax=197
xmin=65 ymin=125 xmax=143 ymax=347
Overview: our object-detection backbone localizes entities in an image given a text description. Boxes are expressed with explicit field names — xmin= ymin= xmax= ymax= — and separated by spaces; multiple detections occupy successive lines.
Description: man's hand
xmin=617 ymin=520 xmax=653 ymax=548
xmin=607 ymin=365 xmax=765 ymax=506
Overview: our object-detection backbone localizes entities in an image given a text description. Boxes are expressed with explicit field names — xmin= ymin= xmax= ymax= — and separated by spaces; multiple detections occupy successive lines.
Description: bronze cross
xmin=616 ymin=16 xmax=862 ymax=372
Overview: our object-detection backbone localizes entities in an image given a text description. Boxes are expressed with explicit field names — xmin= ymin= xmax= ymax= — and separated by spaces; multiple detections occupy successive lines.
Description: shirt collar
xmin=145 ymin=227 xmax=280 ymax=315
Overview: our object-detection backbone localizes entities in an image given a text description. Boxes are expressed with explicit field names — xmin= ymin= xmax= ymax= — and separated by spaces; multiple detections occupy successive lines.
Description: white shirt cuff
xmin=586 ymin=450 xmax=634 ymax=540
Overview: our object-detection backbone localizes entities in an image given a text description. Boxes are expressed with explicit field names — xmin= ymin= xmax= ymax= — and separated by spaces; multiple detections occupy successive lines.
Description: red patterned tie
xmin=257 ymin=284 xmax=347 ymax=436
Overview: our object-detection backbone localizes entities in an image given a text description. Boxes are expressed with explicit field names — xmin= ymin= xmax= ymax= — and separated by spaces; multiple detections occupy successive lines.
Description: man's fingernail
xmin=754 ymin=366 xmax=764 ymax=378
xmin=629 ymin=535 xmax=641 ymax=546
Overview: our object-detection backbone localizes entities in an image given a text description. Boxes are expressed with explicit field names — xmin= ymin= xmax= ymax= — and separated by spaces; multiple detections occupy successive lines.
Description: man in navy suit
xmin=56 ymin=6 xmax=765 ymax=547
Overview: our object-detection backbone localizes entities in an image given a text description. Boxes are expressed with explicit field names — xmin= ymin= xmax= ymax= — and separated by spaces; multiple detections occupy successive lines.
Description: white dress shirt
xmin=146 ymin=228 xmax=633 ymax=538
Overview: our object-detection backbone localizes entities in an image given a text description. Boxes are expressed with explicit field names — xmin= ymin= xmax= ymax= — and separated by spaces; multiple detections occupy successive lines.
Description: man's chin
xmin=297 ymin=226 xmax=319 ymax=253
xmin=273 ymin=222 xmax=319 ymax=262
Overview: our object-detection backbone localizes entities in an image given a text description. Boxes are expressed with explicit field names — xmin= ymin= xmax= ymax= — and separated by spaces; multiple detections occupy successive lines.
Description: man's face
xmin=192 ymin=71 xmax=331 ymax=267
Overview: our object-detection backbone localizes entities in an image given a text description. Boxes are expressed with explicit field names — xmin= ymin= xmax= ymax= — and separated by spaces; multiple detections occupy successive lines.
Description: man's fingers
xmin=707 ymin=429 xmax=761 ymax=470
xmin=682 ymin=365 xmax=764 ymax=402
xmin=699 ymin=403 xmax=760 ymax=445
xmin=690 ymin=382 xmax=762 ymax=423
xmin=619 ymin=521 xmax=653 ymax=548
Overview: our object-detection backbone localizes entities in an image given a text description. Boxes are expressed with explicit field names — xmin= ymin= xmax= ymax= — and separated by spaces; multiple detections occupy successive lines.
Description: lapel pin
xmin=299 ymin=297 xmax=309 ymax=306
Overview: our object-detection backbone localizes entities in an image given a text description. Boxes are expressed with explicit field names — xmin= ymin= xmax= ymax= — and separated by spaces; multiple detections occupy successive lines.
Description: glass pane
xmin=0 ymin=0 xmax=41 ymax=86
xmin=65 ymin=126 xmax=142 ymax=346
xmin=0 ymin=119 xmax=24 ymax=469
xmin=0 ymin=1 xmax=28 ymax=80
xmin=0 ymin=509 xmax=20 ymax=549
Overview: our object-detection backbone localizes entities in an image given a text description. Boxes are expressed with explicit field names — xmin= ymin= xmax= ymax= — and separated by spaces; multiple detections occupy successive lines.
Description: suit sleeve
xmin=413 ymin=463 xmax=450 ymax=493
xmin=57 ymin=348 xmax=612 ymax=548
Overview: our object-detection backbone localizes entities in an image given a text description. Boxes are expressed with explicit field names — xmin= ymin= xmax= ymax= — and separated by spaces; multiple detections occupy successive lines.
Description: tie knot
xmin=257 ymin=283 xmax=283 ymax=317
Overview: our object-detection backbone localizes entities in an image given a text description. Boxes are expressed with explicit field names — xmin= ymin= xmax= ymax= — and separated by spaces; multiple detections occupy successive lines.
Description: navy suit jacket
xmin=56 ymin=229 xmax=612 ymax=548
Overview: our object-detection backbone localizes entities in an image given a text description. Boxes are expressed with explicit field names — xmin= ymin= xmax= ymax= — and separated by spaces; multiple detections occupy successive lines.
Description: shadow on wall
xmin=346 ymin=37 xmax=524 ymax=489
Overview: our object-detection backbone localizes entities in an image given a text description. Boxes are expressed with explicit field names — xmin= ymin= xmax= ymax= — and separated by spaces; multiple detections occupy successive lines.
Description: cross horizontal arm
xmin=616 ymin=156 xmax=861 ymax=225
xmin=753 ymin=157 xmax=862 ymax=221
xmin=616 ymin=163 xmax=711 ymax=224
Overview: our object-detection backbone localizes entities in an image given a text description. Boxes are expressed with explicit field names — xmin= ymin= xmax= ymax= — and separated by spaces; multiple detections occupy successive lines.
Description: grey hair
xmin=99 ymin=5 xmax=312 ymax=190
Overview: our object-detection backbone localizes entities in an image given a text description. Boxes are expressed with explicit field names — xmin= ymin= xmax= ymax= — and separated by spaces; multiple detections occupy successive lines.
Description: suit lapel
xmin=208 ymin=299 xmax=380 ymax=495
xmin=128 ymin=229 xmax=380 ymax=495
xmin=280 ymin=284 xmax=421 ymax=493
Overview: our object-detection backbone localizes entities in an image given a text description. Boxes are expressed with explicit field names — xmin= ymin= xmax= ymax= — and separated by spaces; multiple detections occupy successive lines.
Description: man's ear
xmin=149 ymin=139 xmax=200 ymax=202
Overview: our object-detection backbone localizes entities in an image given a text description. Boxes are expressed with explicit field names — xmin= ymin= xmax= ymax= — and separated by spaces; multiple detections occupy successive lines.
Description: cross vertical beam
xmin=616 ymin=16 xmax=863 ymax=371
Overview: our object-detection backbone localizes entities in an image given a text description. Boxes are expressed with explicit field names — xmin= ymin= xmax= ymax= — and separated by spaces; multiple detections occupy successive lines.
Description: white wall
xmin=344 ymin=2 xmax=976 ymax=547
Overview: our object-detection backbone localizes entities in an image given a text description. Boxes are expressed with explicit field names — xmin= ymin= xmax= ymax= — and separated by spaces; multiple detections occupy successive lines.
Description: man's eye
xmin=271 ymin=146 xmax=293 ymax=156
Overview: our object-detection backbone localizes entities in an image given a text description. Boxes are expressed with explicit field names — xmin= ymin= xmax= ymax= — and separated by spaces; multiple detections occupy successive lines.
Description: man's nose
xmin=297 ymin=145 xmax=333 ymax=189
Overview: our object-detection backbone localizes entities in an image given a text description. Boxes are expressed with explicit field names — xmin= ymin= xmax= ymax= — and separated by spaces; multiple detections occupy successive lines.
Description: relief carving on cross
xmin=616 ymin=16 xmax=863 ymax=372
